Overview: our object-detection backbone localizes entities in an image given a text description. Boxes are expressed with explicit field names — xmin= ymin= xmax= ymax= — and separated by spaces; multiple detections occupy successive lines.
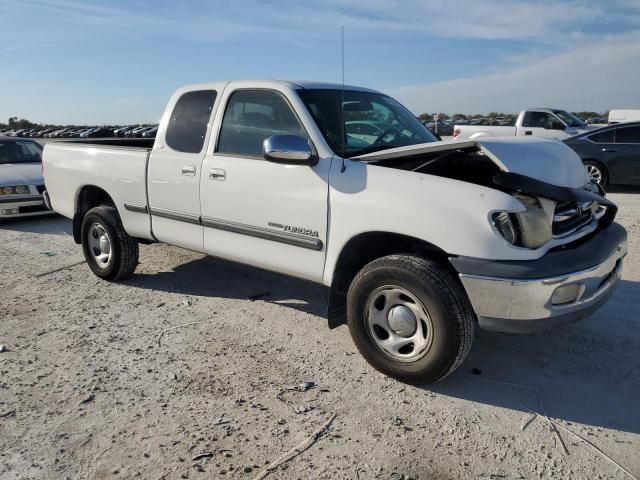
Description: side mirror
xmin=263 ymin=135 xmax=318 ymax=166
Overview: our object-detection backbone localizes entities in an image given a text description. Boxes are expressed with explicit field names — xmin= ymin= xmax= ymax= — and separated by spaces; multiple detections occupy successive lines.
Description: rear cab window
xmin=165 ymin=90 xmax=217 ymax=154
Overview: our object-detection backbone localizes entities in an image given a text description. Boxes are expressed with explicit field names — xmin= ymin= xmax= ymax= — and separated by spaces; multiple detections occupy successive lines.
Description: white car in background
xmin=0 ymin=137 xmax=52 ymax=219
xmin=608 ymin=109 xmax=640 ymax=124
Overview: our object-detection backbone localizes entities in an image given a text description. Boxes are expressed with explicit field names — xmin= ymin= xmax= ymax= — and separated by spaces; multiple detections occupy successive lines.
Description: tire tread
xmin=347 ymin=254 xmax=475 ymax=383
xmin=82 ymin=206 xmax=139 ymax=281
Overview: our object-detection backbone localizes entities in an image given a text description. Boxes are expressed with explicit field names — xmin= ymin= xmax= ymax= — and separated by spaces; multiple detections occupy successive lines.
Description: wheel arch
xmin=72 ymin=185 xmax=117 ymax=243
xmin=326 ymin=231 xmax=456 ymax=329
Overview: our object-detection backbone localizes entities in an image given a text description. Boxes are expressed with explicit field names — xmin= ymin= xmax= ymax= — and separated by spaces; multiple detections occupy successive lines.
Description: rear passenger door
xmin=606 ymin=125 xmax=640 ymax=185
xmin=200 ymin=88 xmax=330 ymax=282
xmin=147 ymin=89 xmax=218 ymax=251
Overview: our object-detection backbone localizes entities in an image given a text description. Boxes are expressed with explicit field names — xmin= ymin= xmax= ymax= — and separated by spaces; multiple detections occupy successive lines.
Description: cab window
xmin=523 ymin=111 xmax=562 ymax=129
xmin=165 ymin=90 xmax=217 ymax=154
xmin=217 ymin=90 xmax=306 ymax=158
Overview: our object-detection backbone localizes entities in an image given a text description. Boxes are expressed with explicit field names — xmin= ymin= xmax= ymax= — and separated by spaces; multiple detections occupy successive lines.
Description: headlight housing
xmin=1 ymin=185 xmax=31 ymax=195
xmin=492 ymin=195 xmax=553 ymax=249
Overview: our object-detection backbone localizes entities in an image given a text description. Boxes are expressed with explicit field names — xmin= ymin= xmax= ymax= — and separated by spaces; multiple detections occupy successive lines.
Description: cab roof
xmin=179 ymin=80 xmax=381 ymax=95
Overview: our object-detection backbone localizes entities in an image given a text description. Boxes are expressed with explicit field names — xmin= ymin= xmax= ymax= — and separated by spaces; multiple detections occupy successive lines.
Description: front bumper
xmin=0 ymin=194 xmax=53 ymax=219
xmin=450 ymin=222 xmax=627 ymax=333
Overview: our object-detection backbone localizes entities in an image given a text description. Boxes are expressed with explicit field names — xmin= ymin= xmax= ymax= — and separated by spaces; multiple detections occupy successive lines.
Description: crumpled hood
xmin=474 ymin=137 xmax=590 ymax=189
xmin=0 ymin=163 xmax=44 ymax=186
xmin=355 ymin=137 xmax=590 ymax=189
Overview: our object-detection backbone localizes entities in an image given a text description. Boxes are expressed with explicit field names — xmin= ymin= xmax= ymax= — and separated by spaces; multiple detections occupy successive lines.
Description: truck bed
xmin=453 ymin=125 xmax=516 ymax=140
xmin=43 ymin=141 xmax=153 ymax=241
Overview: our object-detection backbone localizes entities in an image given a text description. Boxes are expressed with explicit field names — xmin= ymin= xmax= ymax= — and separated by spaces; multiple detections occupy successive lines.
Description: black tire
xmin=81 ymin=206 xmax=139 ymax=281
xmin=584 ymin=160 xmax=608 ymax=186
xmin=347 ymin=255 xmax=475 ymax=384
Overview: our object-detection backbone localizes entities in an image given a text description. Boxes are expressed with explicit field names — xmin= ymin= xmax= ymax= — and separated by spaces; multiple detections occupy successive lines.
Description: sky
xmin=1 ymin=0 xmax=640 ymax=125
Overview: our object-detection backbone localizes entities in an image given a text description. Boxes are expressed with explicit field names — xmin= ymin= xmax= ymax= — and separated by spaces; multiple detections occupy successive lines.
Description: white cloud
xmin=9 ymin=0 xmax=636 ymax=42
xmin=386 ymin=32 xmax=640 ymax=114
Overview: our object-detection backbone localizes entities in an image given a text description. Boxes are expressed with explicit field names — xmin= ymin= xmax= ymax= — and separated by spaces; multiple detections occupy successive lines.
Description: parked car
xmin=564 ymin=122 xmax=640 ymax=186
xmin=608 ymin=109 xmax=640 ymax=124
xmin=34 ymin=128 xmax=55 ymax=138
xmin=126 ymin=126 xmax=152 ymax=137
xmin=141 ymin=126 xmax=158 ymax=138
xmin=114 ymin=126 xmax=134 ymax=137
xmin=67 ymin=128 xmax=89 ymax=137
xmin=454 ymin=108 xmax=594 ymax=140
xmin=0 ymin=137 xmax=52 ymax=219
xmin=43 ymin=80 xmax=626 ymax=384
xmin=86 ymin=128 xmax=115 ymax=138
xmin=424 ymin=121 xmax=453 ymax=136
xmin=46 ymin=128 xmax=67 ymax=138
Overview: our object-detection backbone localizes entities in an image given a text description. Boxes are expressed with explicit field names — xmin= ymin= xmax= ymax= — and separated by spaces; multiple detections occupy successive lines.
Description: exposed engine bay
xmin=355 ymin=139 xmax=616 ymax=250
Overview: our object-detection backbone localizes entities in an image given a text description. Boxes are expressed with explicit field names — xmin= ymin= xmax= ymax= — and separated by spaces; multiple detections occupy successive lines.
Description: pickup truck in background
xmin=453 ymin=108 xmax=594 ymax=140
xmin=43 ymin=81 xmax=627 ymax=384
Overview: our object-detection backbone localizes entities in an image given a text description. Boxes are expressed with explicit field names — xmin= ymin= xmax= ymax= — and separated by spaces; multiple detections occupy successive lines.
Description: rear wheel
xmin=81 ymin=206 xmax=139 ymax=280
xmin=346 ymin=255 xmax=475 ymax=384
xmin=584 ymin=160 xmax=608 ymax=186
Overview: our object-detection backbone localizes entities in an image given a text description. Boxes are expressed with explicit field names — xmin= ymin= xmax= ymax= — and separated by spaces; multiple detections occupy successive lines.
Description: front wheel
xmin=347 ymin=255 xmax=475 ymax=384
xmin=81 ymin=206 xmax=139 ymax=281
xmin=584 ymin=160 xmax=608 ymax=186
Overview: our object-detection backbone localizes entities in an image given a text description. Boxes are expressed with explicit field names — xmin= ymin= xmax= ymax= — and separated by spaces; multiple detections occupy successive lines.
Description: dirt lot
xmin=1 ymin=189 xmax=639 ymax=480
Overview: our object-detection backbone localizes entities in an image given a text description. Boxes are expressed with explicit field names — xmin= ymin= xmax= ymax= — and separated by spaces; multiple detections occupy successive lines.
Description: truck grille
xmin=552 ymin=201 xmax=595 ymax=237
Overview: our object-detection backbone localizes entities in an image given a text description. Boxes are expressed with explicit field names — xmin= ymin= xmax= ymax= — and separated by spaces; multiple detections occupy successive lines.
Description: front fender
xmin=323 ymin=160 xmax=529 ymax=286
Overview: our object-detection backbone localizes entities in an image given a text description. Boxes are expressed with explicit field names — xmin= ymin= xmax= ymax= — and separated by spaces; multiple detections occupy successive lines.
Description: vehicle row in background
xmin=0 ymin=124 xmax=159 ymax=139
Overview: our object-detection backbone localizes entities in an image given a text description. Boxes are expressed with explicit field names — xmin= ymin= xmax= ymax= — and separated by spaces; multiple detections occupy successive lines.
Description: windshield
xmin=553 ymin=109 xmax=586 ymax=128
xmin=298 ymin=89 xmax=438 ymax=158
xmin=0 ymin=140 xmax=43 ymax=164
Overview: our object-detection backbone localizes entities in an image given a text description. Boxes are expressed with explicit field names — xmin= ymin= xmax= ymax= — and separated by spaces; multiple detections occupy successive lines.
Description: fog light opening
xmin=551 ymin=284 xmax=583 ymax=305
xmin=1 ymin=208 xmax=18 ymax=215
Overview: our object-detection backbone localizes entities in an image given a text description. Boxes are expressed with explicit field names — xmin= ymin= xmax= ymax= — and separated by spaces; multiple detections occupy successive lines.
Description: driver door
xmin=200 ymin=88 xmax=331 ymax=282
xmin=520 ymin=111 xmax=567 ymax=139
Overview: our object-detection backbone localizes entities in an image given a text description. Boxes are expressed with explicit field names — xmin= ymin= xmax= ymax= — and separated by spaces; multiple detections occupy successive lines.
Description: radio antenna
xmin=340 ymin=26 xmax=346 ymax=173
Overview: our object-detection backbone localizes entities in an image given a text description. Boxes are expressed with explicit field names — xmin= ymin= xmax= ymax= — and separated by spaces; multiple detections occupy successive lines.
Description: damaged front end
xmin=490 ymin=171 xmax=616 ymax=251
xmin=355 ymin=137 xmax=616 ymax=253
xmin=353 ymin=138 xmax=627 ymax=332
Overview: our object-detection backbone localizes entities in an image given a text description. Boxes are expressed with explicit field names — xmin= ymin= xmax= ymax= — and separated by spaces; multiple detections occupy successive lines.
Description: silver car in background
xmin=0 ymin=138 xmax=52 ymax=219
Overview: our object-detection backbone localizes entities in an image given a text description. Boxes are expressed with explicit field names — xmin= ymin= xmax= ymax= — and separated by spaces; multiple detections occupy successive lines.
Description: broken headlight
xmin=492 ymin=195 xmax=553 ymax=249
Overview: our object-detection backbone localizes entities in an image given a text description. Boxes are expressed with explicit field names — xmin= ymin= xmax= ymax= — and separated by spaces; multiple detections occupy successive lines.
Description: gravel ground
xmin=1 ymin=189 xmax=639 ymax=480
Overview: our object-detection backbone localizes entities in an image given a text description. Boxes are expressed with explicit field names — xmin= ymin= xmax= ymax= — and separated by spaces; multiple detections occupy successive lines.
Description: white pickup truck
xmin=453 ymin=108 xmax=593 ymax=140
xmin=43 ymin=81 xmax=627 ymax=384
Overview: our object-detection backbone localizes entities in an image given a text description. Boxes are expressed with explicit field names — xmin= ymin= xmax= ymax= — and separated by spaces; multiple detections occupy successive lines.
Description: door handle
xmin=602 ymin=148 xmax=617 ymax=153
xmin=525 ymin=130 xmax=532 ymax=136
xmin=209 ymin=168 xmax=226 ymax=181
xmin=181 ymin=165 xmax=196 ymax=176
